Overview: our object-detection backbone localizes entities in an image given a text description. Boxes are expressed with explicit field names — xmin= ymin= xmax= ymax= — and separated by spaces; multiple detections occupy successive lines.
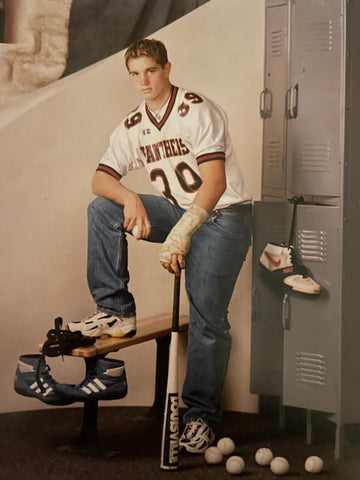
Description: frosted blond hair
xmin=125 ymin=39 xmax=168 ymax=69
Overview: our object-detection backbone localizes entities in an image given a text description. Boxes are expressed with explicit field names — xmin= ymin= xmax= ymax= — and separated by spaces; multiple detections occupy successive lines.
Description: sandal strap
xmin=43 ymin=317 xmax=95 ymax=357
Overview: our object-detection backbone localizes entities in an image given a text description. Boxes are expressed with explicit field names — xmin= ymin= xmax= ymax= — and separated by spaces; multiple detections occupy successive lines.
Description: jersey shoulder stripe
xmin=197 ymin=151 xmax=225 ymax=165
xmin=96 ymin=163 xmax=122 ymax=180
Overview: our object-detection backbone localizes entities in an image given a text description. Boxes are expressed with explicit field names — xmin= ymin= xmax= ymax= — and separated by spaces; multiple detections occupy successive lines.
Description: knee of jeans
xmin=87 ymin=197 xmax=126 ymax=232
xmin=87 ymin=196 xmax=119 ymax=220
xmin=190 ymin=302 xmax=230 ymax=336
xmin=87 ymin=197 xmax=103 ymax=219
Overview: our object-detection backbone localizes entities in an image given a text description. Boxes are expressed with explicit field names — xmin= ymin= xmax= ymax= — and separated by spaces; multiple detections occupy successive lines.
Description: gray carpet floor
xmin=0 ymin=406 xmax=360 ymax=479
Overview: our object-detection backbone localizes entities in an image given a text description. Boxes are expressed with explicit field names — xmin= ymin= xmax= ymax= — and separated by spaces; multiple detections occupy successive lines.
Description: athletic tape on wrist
xmin=159 ymin=204 xmax=208 ymax=263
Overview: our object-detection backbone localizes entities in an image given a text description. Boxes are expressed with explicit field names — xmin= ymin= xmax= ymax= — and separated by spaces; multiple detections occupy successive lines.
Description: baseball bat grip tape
xmin=172 ymin=272 xmax=181 ymax=332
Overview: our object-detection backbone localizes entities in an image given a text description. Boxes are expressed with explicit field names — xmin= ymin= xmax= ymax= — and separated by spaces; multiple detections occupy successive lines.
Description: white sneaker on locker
xmin=259 ymin=242 xmax=321 ymax=295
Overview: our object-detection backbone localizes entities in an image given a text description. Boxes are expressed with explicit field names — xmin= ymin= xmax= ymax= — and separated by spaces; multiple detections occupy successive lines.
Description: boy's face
xmin=127 ymin=56 xmax=171 ymax=108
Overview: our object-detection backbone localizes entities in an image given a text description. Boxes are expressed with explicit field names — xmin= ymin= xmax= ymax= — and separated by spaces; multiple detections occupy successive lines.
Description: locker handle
xmin=282 ymin=293 xmax=290 ymax=330
xmin=286 ymin=84 xmax=299 ymax=119
xmin=260 ymin=88 xmax=272 ymax=119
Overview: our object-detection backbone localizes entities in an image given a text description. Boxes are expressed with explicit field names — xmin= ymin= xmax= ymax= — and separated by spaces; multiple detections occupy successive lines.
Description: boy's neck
xmin=146 ymin=84 xmax=172 ymax=111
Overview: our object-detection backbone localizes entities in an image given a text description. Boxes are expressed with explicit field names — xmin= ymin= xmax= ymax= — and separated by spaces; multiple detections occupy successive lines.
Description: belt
xmin=213 ymin=202 xmax=252 ymax=215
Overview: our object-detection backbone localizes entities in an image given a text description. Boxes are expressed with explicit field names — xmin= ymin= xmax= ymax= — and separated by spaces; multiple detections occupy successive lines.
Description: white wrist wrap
xmin=159 ymin=204 xmax=209 ymax=263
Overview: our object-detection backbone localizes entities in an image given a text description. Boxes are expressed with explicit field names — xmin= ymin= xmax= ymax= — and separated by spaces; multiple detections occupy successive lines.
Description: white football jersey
xmin=98 ymin=86 xmax=252 ymax=210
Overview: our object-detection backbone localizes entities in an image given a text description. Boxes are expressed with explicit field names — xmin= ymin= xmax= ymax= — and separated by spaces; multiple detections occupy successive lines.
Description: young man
xmin=69 ymin=39 xmax=252 ymax=453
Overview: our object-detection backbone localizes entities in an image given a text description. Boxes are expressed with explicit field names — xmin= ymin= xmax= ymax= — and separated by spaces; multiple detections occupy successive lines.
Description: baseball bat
xmin=160 ymin=271 xmax=181 ymax=470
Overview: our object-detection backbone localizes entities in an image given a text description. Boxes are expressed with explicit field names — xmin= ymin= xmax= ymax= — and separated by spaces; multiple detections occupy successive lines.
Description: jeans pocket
xmin=210 ymin=211 xmax=253 ymax=241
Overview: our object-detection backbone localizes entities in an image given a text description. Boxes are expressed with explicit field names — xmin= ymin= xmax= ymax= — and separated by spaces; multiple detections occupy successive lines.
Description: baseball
xmin=304 ymin=456 xmax=324 ymax=474
xmin=204 ymin=446 xmax=223 ymax=464
xmin=132 ymin=225 xmax=141 ymax=239
xmin=255 ymin=447 xmax=274 ymax=466
xmin=217 ymin=437 xmax=236 ymax=456
xmin=270 ymin=457 xmax=290 ymax=475
xmin=226 ymin=455 xmax=245 ymax=475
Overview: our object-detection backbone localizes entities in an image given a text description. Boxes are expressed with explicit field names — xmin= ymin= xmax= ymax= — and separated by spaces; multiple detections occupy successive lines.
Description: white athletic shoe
xmin=260 ymin=242 xmax=293 ymax=272
xmin=67 ymin=311 xmax=136 ymax=338
xmin=179 ymin=418 xmax=215 ymax=454
xmin=259 ymin=242 xmax=321 ymax=295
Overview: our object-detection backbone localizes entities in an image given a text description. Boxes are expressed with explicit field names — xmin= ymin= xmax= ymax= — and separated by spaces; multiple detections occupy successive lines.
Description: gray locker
xmin=260 ymin=0 xmax=289 ymax=199
xmin=251 ymin=0 xmax=360 ymax=459
xmin=251 ymin=202 xmax=288 ymax=396
xmin=289 ymin=0 xmax=343 ymax=197
xmin=282 ymin=205 xmax=341 ymax=413
xmin=252 ymin=201 xmax=341 ymax=411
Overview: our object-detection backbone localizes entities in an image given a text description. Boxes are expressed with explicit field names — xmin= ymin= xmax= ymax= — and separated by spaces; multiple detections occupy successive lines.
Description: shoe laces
xmin=183 ymin=418 xmax=206 ymax=439
xmin=288 ymin=245 xmax=297 ymax=265
xmin=35 ymin=356 xmax=52 ymax=393
xmin=288 ymin=246 xmax=309 ymax=278
xmin=87 ymin=311 xmax=103 ymax=321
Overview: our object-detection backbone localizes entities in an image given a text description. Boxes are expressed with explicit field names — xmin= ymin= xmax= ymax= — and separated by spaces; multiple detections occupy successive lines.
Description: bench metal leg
xmin=58 ymin=398 xmax=108 ymax=456
xmin=57 ymin=332 xmax=175 ymax=455
xmin=76 ymin=399 xmax=100 ymax=450
xmin=57 ymin=356 xmax=118 ymax=456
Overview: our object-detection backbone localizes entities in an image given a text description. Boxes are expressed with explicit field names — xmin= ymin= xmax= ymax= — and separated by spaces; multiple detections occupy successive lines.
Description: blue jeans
xmin=87 ymin=194 xmax=252 ymax=426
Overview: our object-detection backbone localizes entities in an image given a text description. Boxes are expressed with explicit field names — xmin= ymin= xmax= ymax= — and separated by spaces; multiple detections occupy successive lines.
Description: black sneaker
xmin=179 ymin=418 xmax=215 ymax=454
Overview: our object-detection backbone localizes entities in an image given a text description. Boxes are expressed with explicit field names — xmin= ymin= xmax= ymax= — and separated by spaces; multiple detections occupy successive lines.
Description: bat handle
xmin=172 ymin=272 xmax=181 ymax=332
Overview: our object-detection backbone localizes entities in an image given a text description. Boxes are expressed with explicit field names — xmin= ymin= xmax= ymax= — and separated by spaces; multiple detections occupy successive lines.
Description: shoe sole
xmin=106 ymin=328 xmax=136 ymax=338
xmin=260 ymin=262 xmax=321 ymax=295
xmin=283 ymin=278 xmax=321 ymax=295
xmin=68 ymin=324 xmax=136 ymax=338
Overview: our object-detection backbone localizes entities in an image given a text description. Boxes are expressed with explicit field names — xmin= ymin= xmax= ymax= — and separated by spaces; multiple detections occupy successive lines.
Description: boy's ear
xmin=164 ymin=62 xmax=172 ymax=78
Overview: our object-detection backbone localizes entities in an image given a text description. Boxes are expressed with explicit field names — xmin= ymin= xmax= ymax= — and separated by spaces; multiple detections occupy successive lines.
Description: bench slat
xmin=40 ymin=313 xmax=189 ymax=358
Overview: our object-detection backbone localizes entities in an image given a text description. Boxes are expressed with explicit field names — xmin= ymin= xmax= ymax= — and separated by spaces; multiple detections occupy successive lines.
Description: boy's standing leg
xmin=179 ymin=208 xmax=252 ymax=453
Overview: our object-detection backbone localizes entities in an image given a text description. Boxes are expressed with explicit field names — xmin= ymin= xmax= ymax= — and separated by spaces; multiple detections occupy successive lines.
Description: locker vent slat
xmin=300 ymin=143 xmax=330 ymax=172
xmin=306 ymin=21 xmax=333 ymax=51
xmin=266 ymin=139 xmax=281 ymax=167
xmin=270 ymin=30 xmax=283 ymax=57
xmin=296 ymin=229 xmax=327 ymax=263
xmin=296 ymin=352 xmax=326 ymax=386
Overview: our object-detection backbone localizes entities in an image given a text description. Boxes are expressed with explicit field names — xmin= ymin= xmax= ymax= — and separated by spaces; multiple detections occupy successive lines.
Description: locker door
xmin=261 ymin=1 xmax=289 ymax=199
xmin=250 ymin=202 xmax=288 ymax=396
xmin=282 ymin=205 xmax=341 ymax=413
xmin=288 ymin=0 xmax=344 ymax=197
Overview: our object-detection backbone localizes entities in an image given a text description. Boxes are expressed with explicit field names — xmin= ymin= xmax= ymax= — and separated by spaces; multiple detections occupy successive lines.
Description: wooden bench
xmin=40 ymin=313 xmax=189 ymax=455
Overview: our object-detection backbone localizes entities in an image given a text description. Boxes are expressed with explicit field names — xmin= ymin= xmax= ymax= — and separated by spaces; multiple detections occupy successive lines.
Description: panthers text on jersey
xmin=97 ymin=86 xmax=252 ymax=210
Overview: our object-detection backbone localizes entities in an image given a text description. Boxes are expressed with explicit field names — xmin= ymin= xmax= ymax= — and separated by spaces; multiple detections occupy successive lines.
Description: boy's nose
xmin=140 ymin=73 xmax=148 ymax=85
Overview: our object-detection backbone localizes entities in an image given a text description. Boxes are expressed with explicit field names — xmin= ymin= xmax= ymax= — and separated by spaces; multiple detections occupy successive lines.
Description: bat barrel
xmin=160 ymin=272 xmax=181 ymax=470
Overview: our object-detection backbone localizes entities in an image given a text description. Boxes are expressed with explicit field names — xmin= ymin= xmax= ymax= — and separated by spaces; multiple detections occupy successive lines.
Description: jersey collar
xmin=145 ymin=86 xmax=178 ymax=131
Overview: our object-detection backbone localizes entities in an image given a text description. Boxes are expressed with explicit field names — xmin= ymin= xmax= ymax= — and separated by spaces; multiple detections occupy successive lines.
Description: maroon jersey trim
xmin=96 ymin=163 xmax=122 ymax=180
xmin=146 ymin=86 xmax=179 ymax=131
xmin=196 ymin=152 xmax=225 ymax=166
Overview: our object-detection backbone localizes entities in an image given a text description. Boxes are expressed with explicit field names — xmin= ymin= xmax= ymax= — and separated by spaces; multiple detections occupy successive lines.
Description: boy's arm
xmin=92 ymin=171 xmax=151 ymax=238
xmin=192 ymin=159 xmax=227 ymax=212
xmin=160 ymin=160 xmax=226 ymax=274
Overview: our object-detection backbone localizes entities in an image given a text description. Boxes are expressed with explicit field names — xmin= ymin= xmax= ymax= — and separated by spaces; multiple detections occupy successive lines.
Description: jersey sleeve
xmin=180 ymin=93 xmax=228 ymax=166
xmin=97 ymin=120 xmax=144 ymax=179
